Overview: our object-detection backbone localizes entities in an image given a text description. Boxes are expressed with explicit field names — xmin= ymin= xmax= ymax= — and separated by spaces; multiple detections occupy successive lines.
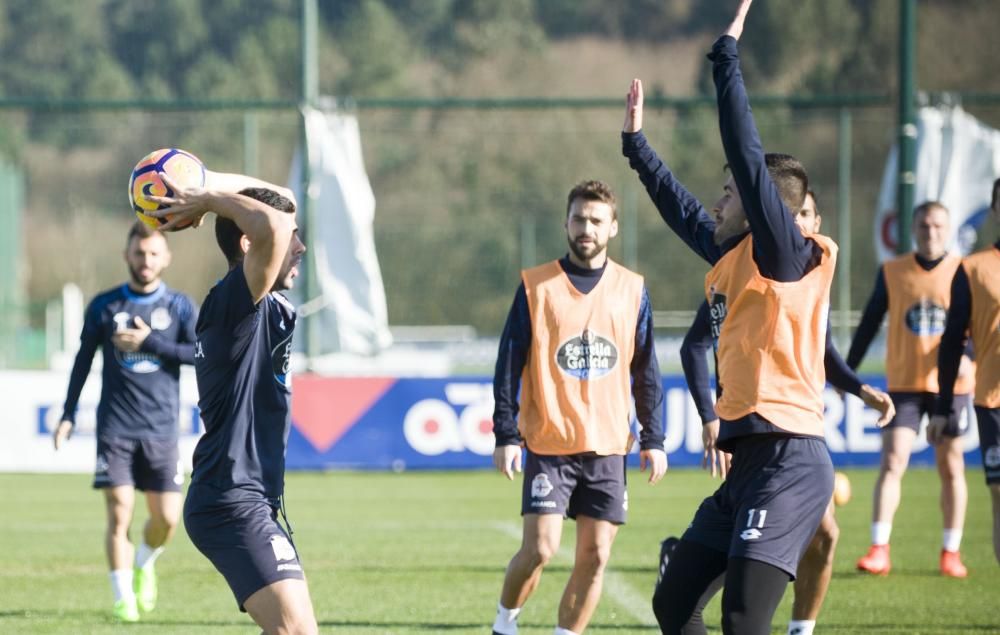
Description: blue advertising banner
xmin=285 ymin=375 xmax=984 ymax=471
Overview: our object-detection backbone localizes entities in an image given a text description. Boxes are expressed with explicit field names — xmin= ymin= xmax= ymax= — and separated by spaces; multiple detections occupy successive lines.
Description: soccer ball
xmin=128 ymin=148 xmax=205 ymax=229
xmin=833 ymin=471 xmax=852 ymax=506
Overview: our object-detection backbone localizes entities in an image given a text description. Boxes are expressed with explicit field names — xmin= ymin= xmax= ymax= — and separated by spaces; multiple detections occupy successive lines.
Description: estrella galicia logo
xmin=904 ymin=300 xmax=946 ymax=336
xmin=708 ymin=290 xmax=728 ymax=352
xmin=271 ymin=333 xmax=293 ymax=388
xmin=555 ymin=329 xmax=618 ymax=380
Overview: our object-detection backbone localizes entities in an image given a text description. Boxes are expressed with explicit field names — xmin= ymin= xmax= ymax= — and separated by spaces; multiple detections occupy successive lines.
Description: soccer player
xmin=847 ymin=200 xmax=974 ymax=578
xmin=146 ymin=171 xmax=317 ymax=634
xmin=929 ymin=177 xmax=1000 ymax=566
xmin=53 ymin=221 xmax=197 ymax=622
xmin=674 ymin=191 xmax=893 ymax=635
xmin=623 ymin=2 xmax=889 ymax=631
xmin=491 ymin=180 xmax=667 ymax=635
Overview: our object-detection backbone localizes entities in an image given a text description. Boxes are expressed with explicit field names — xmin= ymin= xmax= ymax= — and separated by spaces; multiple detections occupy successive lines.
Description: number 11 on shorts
xmin=747 ymin=508 xmax=768 ymax=529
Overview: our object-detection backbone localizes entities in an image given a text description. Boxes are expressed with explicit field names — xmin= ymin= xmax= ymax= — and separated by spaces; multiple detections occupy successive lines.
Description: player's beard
xmin=128 ymin=263 xmax=159 ymax=286
xmin=567 ymin=236 xmax=605 ymax=263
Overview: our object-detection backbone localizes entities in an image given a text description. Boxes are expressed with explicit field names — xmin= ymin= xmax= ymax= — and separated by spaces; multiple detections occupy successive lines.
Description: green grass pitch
xmin=1 ymin=468 xmax=997 ymax=634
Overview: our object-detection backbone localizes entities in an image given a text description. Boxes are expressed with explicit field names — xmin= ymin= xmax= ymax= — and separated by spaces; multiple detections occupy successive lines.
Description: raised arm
xmin=148 ymin=173 xmax=296 ymax=305
xmin=622 ymin=79 xmax=721 ymax=264
xmin=709 ymin=3 xmax=814 ymax=280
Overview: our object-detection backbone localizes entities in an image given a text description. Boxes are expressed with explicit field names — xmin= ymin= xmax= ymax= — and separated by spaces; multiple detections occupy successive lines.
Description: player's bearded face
xmin=712 ymin=174 xmax=749 ymax=245
xmin=274 ymin=230 xmax=306 ymax=291
xmin=565 ymin=199 xmax=618 ymax=264
xmin=125 ymin=234 xmax=170 ymax=285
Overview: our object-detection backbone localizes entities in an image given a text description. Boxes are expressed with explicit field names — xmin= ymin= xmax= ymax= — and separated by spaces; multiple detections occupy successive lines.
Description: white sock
xmin=134 ymin=542 xmax=165 ymax=570
xmin=492 ymin=603 xmax=520 ymax=635
xmin=942 ymin=528 xmax=963 ymax=552
xmin=788 ymin=619 xmax=816 ymax=635
xmin=871 ymin=522 xmax=892 ymax=546
xmin=109 ymin=569 xmax=135 ymax=602
xmin=554 ymin=629 xmax=579 ymax=635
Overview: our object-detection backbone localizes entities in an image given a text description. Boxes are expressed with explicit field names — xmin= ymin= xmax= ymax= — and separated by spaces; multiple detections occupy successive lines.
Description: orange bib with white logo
xmin=883 ymin=253 xmax=974 ymax=394
xmin=519 ymin=259 xmax=643 ymax=455
xmin=705 ymin=234 xmax=837 ymax=437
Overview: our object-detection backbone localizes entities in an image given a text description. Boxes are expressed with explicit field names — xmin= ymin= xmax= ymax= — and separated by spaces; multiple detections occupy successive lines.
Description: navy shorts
xmin=975 ymin=406 xmax=1000 ymax=485
xmin=888 ymin=392 xmax=971 ymax=437
xmin=521 ymin=451 xmax=627 ymax=524
xmin=184 ymin=496 xmax=305 ymax=610
xmin=681 ymin=435 xmax=833 ymax=579
xmin=93 ymin=436 xmax=182 ymax=492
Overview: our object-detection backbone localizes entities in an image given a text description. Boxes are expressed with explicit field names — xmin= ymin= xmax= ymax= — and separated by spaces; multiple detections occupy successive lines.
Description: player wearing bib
xmin=491 ymin=180 xmax=666 ymax=635
xmin=931 ymin=177 xmax=1000 ymax=565
xmin=144 ymin=171 xmax=317 ymax=635
xmin=847 ymin=201 xmax=974 ymax=578
xmin=54 ymin=221 xmax=196 ymax=622
xmin=621 ymin=4 xmax=880 ymax=632
xmin=673 ymin=191 xmax=892 ymax=635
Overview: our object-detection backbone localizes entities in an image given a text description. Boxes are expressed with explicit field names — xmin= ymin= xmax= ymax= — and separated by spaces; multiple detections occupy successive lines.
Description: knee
xmin=882 ymin=452 xmax=909 ymax=478
xmin=522 ymin=540 xmax=558 ymax=569
xmin=577 ymin=541 xmax=613 ymax=574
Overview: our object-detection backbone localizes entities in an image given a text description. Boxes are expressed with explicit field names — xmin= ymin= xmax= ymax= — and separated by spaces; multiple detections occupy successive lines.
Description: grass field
xmin=1 ymin=468 xmax=997 ymax=634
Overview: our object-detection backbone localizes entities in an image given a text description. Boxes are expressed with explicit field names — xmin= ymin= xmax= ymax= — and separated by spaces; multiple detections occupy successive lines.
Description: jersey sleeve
xmin=622 ymin=131 xmax=721 ymax=264
xmin=631 ymin=288 xmax=665 ymax=451
xmin=708 ymin=36 xmax=819 ymax=282
xmin=492 ymin=283 xmax=531 ymax=446
xmin=60 ymin=298 xmax=103 ymax=424
xmin=680 ymin=301 xmax=718 ymax=424
xmin=846 ymin=267 xmax=888 ymax=369
xmin=825 ymin=322 xmax=862 ymax=396
xmin=934 ymin=265 xmax=972 ymax=415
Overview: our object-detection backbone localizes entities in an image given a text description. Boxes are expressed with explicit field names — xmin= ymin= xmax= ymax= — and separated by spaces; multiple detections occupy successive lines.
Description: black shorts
xmin=975 ymin=406 xmax=1000 ymax=485
xmin=93 ymin=436 xmax=182 ymax=492
xmin=184 ymin=497 xmax=305 ymax=610
xmin=521 ymin=451 xmax=627 ymax=524
xmin=888 ymin=392 xmax=971 ymax=437
xmin=681 ymin=435 xmax=833 ymax=579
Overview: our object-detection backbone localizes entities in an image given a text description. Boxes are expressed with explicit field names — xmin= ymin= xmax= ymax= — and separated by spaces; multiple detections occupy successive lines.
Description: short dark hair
xmin=566 ymin=180 xmax=617 ymax=219
xmin=764 ymin=153 xmax=808 ymax=213
xmin=215 ymin=188 xmax=296 ymax=267
xmin=126 ymin=220 xmax=163 ymax=248
xmin=991 ymin=178 xmax=1000 ymax=210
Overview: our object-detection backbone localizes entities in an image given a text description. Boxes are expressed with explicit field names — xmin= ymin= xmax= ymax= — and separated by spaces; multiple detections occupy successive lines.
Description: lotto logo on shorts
xmin=531 ymin=474 xmax=553 ymax=498
xmin=270 ymin=535 xmax=297 ymax=562
xmin=985 ymin=445 xmax=1000 ymax=470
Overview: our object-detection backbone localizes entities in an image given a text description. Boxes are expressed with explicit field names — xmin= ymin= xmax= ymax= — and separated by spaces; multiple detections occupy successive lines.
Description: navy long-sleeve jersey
xmin=623 ymin=35 xmax=829 ymax=444
xmin=492 ymin=256 xmax=664 ymax=451
xmin=60 ymin=283 xmax=198 ymax=439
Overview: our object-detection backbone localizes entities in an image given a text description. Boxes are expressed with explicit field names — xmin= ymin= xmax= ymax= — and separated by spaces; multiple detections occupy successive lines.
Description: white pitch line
xmin=492 ymin=521 xmax=657 ymax=627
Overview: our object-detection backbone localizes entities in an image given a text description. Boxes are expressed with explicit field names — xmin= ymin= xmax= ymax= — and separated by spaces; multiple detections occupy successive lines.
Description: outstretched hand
xmin=623 ymin=78 xmax=644 ymax=133
xmin=723 ymin=0 xmax=754 ymax=41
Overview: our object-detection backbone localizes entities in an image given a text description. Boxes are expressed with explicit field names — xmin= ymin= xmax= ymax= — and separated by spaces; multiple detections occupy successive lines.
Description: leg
xmin=935 ymin=434 xmax=967 ymax=537
xmin=557 ymin=515 xmax=618 ymax=632
xmin=991 ymin=484 xmax=1000 ymax=565
xmin=721 ymin=558 xmax=790 ymax=635
xmin=104 ymin=486 xmax=136 ymax=571
xmin=500 ymin=513 xmax=564 ymax=610
xmin=872 ymin=427 xmax=917 ymax=528
xmin=653 ymin=539 xmax=728 ymax=635
xmin=143 ymin=491 xmax=183 ymax=548
xmin=791 ymin=500 xmax=838 ymax=622
xmin=243 ymin=578 xmax=318 ymax=635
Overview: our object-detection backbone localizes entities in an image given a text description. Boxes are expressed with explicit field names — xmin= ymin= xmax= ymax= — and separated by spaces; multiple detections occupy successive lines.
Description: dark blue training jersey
xmin=187 ymin=265 xmax=296 ymax=507
xmin=60 ymin=283 xmax=197 ymax=439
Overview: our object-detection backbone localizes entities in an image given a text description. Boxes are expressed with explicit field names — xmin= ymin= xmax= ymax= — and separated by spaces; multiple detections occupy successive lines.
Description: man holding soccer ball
xmin=146 ymin=168 xmax=317 ymax=635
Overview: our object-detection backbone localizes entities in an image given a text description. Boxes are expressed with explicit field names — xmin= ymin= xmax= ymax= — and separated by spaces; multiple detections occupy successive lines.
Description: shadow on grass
xmin=317 ymin=621 xmax=650 ymax=631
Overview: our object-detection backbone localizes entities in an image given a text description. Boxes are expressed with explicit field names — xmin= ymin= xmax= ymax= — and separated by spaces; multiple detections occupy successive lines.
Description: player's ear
xmin=815 ymin=215 xmax=822 ymax=232
xmin=240 ymin=234 xmax=251 ymax=255
xmin=609 ymin=217 xmax=619 ymax=239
